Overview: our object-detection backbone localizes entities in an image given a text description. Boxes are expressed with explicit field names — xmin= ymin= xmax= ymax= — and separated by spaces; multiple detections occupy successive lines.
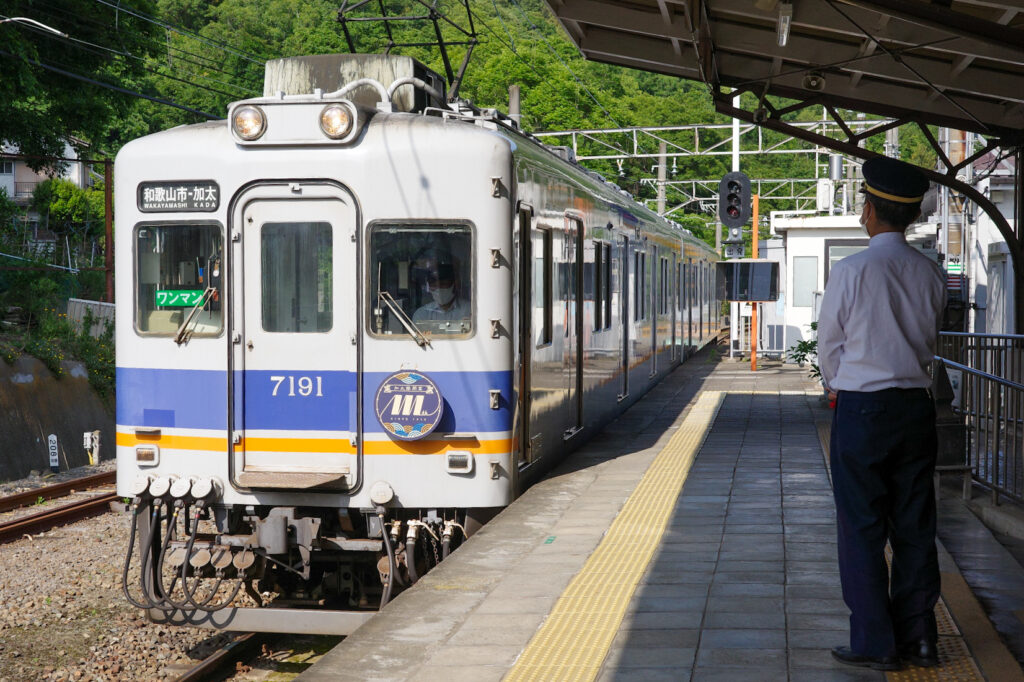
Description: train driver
xmin=412 ymin=251 xmax=471 ymax=330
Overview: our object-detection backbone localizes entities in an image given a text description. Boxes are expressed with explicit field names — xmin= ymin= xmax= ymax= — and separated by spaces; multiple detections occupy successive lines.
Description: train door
xmin=650 ymin=246 xmax=658 ymax=376
xmin=671 ymin=254 xmax=678 ymax=362
xmin=619 ymin=235 xmax=629 ymax=400
xmin=685 ymin=259 xmax=693 ymax=350
xmin=698 ymin=261 xmax=705 ymax=343
xmin=230 ymin=184 xmax=359 ymax=489
xmin=564 ymin=214 xmax=584 ymax=437
xmin=515 ymin=204 xmax=534 ymax=466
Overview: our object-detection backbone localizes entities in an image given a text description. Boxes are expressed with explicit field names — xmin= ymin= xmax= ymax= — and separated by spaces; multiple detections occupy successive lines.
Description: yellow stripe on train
xmin=116 ymin=431 xmax=512 ymax=455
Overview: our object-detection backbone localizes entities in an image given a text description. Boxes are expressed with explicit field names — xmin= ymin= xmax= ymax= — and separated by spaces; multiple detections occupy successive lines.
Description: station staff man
xmin=817 ymin=156 xmax=946 ymax=671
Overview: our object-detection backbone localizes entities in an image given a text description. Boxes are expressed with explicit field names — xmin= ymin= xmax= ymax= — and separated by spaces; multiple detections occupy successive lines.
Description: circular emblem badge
xmin=374 ymin=371 xmax=444 ymax=440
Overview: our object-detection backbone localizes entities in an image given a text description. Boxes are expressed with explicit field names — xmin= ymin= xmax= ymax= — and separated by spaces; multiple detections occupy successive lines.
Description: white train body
xmin=114 ymin=61 xmax=720 ymax=627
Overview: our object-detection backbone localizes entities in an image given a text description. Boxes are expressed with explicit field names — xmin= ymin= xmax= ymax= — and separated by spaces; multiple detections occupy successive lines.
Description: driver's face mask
xmin=431 ymin=286 xmax=455 ymax=307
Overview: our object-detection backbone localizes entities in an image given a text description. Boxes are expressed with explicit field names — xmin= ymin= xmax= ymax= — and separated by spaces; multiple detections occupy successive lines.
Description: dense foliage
xmin=4 ymin=0 xmax=938 ymax=230
xmin=1 ymin=0 xmax=162 ymax=173
xmin=1 ymin=0 xmax=946 ymax=396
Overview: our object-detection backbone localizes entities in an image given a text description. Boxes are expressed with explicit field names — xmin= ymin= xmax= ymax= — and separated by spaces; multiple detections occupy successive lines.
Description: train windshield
xmin=135 ymin=223 xmax=223 ymax=336
xmin=369 ymin=223 xmax=472 ymax=338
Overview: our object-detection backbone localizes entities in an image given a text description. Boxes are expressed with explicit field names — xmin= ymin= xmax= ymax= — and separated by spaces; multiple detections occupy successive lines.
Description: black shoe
xmin=831 ymin=646 xmax=903 ymax=671
xmin=900 ymin=638 xmax=939 ymax=667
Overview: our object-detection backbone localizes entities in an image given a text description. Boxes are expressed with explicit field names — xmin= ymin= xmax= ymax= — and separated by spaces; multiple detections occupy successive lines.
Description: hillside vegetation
xmin=3 ymin=0 xmax=938 ymax=238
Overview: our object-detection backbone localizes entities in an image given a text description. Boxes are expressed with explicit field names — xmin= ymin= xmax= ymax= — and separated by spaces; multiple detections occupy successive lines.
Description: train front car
xmin=115 ymin=91 xmax=516 ymax=632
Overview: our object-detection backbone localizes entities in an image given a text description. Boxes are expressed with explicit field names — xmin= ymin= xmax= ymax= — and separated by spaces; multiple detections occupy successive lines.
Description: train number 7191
xmin=270 ymin=375 xmax=324 ymax=397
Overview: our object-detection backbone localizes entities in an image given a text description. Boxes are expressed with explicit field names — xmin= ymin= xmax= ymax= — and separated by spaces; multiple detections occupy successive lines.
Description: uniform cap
xmin=861 ymin=156 xmax=929 ymax=204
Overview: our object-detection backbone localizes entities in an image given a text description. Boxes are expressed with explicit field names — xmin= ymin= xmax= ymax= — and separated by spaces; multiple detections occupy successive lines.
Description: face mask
xmin=859 ymin=207 xmax=869 ymax=234
xmin=431 ymin=286 xmax=455 ymax=307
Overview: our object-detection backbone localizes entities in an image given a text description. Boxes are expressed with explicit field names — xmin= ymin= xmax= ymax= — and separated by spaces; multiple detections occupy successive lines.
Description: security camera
xmin=802 ymin=72 xmax=826 ymax=91
xmin=753 ymin=107 xmax=769 ymax=123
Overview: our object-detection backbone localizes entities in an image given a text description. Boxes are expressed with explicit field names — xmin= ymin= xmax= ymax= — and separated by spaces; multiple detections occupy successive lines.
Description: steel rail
xmin=174 ymin=633 xmax=264 ymax=682
xmin=0 ymin=492 xmax=118 ymax=544
xmin=0 ymin=470 xmax=117 ymax=513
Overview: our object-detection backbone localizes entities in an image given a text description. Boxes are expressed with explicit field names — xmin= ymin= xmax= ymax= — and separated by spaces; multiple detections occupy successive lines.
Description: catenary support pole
xmin=751 ymin=194 xmax=759 ymax=372
xmin=105 ymin=160 xmax=113 ymax=303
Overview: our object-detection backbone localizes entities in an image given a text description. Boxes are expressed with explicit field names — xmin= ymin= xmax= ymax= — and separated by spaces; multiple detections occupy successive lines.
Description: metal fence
xmin=937 ymin=332 xmax=1024 ymax=504
xmin=938 ymin=332 xmax=1024 ymax=386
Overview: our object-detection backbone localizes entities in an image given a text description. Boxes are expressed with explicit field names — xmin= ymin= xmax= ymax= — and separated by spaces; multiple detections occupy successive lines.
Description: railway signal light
xmin=719 ymin=171 xmax=751 ymax=240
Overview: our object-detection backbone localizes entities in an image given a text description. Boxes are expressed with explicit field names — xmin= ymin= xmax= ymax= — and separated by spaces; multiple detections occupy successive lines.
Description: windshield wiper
xmin=378 ymin=289 xmax=432 ymax=348
xmin=174 ymin=287 xmax=217 ymax=345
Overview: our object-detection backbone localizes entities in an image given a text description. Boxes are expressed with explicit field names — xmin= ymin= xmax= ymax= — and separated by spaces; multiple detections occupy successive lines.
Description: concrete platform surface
xmin=297 ymin=351 xmax=1024 ymax=682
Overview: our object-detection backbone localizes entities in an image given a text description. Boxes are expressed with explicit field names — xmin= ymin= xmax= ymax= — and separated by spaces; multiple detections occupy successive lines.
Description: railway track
xmin=0 ymin=470 xmax=116 ymax=513
xmin=0 ymin=472 xmax=119 ymax=544
xmin=174 ymin=633 xmax=265 ymax=682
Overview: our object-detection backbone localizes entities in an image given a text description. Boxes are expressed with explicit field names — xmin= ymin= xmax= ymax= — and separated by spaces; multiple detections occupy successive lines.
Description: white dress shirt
xmin=817 ymin=231 xmax=946 ymax=392
xmin=412 ymin=297 xmax=471 ymax=323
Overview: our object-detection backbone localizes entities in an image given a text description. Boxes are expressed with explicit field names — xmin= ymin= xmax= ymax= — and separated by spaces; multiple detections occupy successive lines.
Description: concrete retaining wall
xmin=0 ymin=355 xmax=114 ymax=482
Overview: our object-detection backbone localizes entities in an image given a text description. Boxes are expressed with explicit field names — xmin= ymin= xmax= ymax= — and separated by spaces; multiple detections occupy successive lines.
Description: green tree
xmin=31 ymin=178 xmax=106 ymax=239
xmin=0 ymin=1 xmax=162 ymax=172
xmin=0 ymin=187 xmax=22 ymax=237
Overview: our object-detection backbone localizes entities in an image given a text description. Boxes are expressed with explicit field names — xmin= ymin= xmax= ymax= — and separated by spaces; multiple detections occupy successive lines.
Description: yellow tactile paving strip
xmin=885 ymin=601 xmax=983 ymax=682
xmin=504 ymin=390 xmax=724 ymax=682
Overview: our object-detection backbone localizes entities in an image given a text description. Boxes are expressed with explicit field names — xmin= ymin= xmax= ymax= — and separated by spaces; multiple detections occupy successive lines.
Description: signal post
xmin=718 ymin=173 xmax=777 ymax=371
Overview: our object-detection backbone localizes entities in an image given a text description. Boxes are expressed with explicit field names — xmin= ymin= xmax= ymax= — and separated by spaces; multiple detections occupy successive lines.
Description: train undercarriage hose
xmin=377 ymin=507 xmax=397 ymax=606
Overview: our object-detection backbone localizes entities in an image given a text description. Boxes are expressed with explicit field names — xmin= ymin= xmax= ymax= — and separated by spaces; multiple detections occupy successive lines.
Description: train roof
xmin=118 ymin=92 xmax=714 ymax=255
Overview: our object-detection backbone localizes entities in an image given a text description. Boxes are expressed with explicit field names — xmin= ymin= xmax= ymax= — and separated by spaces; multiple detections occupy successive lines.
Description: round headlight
xmin=232 ymin=105 xmax=266 ymax=141
xmin=320 ymin=104 xmax=354 ymax=140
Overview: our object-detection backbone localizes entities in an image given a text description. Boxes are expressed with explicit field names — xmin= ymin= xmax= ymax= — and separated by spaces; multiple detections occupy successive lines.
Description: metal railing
xmin=937 ymin=332 xmax=1024 ymax=504
xmin=938 ymin=332 xmax=1024 ymax=386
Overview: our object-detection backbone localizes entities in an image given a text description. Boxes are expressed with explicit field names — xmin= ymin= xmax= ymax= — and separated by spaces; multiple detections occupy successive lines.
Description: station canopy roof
xmin=540 ymin=0 xmax=1024 ymax=144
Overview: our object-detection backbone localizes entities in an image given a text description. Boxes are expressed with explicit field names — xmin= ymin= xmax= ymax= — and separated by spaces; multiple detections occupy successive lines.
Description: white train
xmin=115 ymin=56 xmax=720 ymax=633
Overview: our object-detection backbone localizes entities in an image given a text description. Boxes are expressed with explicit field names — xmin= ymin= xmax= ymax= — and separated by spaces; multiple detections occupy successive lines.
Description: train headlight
xmin=232 ymin=105 xmax=266 ymax=141
xmin=319 ymin=103 xmax=355 ymax=140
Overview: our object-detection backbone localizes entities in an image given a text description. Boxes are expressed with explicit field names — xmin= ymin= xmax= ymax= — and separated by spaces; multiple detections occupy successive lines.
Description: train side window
xmin=603 ymin=243 xmax=612 ymax=330
xmin=538 ymin=228 xmax=553 ymax=345
xmin=660 ymin=257 xmax=668 ymax=315
xmin=368 ymin=222 xmax=473 ymax=338
xmin=633 ymin=252 xmax=641 ymax=321
xmin=262 ymin=221 xmax=332 ymax=333
xmin=593 ymin=241 xmax=603 ymax=331
xmin=634 ymin=250 xmax=643 ymax=319
xmin=135 ymin=222 xmax=223 ymax=336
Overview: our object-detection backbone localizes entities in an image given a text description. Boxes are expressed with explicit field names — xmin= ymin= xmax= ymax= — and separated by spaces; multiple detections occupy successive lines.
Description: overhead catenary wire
xmin=10 ymin=21 xmax=254 ymax=101
xmin=30 ymin=0 xmax=257 ymax=82
xmin=0 ymin=47 xmax=221 ymax=119
xmin=4 ymin=8 xmax=257 ymax=99
xmin=92 ymin=0 xmax=267 ymax=65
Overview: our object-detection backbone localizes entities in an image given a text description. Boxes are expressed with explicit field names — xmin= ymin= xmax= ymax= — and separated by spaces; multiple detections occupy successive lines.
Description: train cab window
xmin=261 ymin=222 xmax=332 ymax=333
xmin=369 ymin=223 xmax=473 ymax=338
xmin=135 ymin=223 xmax=223 ymax=336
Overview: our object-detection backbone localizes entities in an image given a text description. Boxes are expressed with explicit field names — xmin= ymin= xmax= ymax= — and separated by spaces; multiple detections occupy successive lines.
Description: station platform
xmin=298 ymin=348 xmax=1024 ymax=682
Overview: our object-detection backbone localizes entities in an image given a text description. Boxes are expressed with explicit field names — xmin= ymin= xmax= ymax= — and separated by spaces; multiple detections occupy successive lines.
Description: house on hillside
xmin=0 ymin=141 xmax=92 ymax=253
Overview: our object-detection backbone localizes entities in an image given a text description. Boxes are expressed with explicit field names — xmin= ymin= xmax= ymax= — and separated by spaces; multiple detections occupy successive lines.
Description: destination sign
xmin=138 ymin=181 xmax=219 ymax=212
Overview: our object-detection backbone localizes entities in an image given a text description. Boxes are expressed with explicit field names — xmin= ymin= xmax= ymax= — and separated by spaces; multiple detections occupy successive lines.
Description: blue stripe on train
xmin=116 ymin=367 xmax=513 ymax=433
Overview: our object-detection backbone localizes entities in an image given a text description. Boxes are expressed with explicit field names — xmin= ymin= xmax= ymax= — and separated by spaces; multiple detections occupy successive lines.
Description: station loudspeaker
xmin=719 ymin=171 xmax=751 ymax=241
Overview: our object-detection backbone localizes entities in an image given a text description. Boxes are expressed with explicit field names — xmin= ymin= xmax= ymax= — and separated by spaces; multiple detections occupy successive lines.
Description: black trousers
xmin=830 ymin=387 xmax=940 ymax=657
